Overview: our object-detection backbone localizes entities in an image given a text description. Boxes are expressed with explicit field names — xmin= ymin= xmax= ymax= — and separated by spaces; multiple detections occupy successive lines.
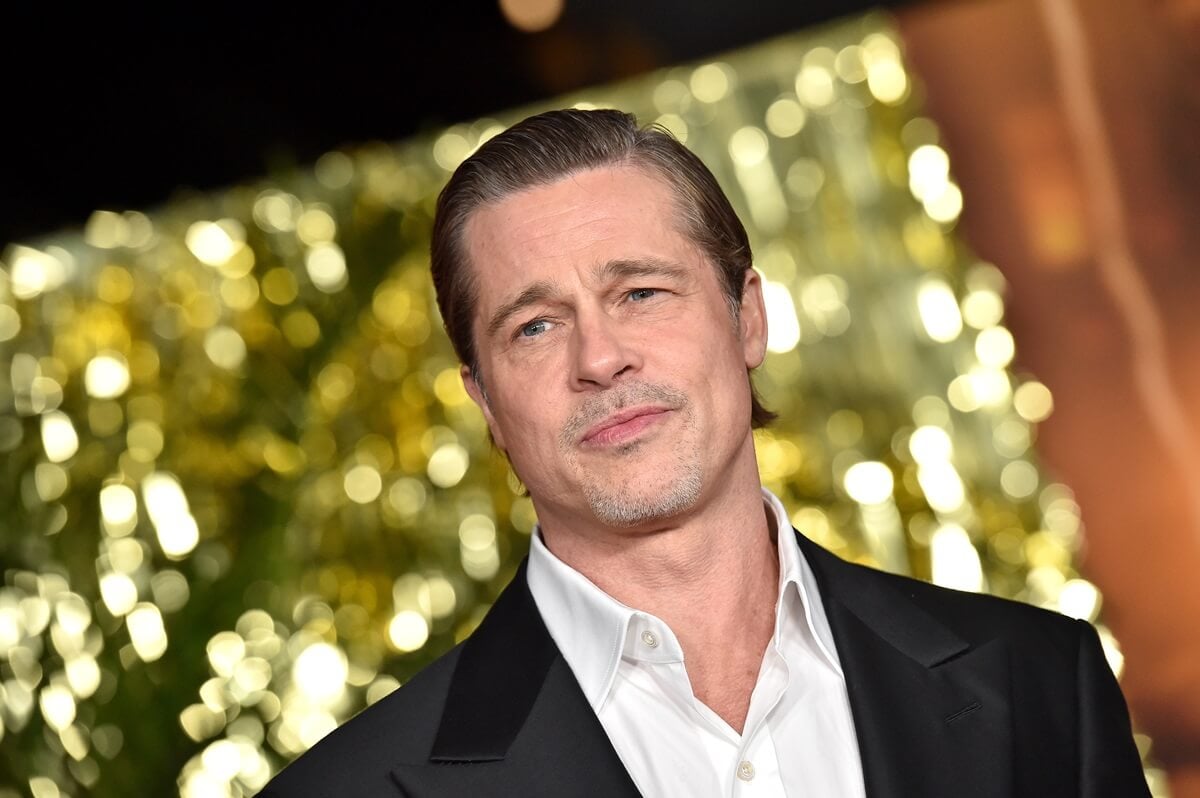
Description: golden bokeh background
xmin=0 ymin=12 xmax=1171 ymax=798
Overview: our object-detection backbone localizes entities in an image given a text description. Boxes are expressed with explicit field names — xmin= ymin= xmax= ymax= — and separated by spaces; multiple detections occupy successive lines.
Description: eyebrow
xmin=592 ymin=257 xmax=692 ymax=285
xmin=483 ymin=257 xmax=692 ymax=339
xmin=485 ymin=280 xmax=559 ymax=339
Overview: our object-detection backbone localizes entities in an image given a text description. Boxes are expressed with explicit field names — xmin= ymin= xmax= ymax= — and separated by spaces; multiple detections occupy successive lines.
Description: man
xmin=262 ymin=109 xmax=1148 ymax=797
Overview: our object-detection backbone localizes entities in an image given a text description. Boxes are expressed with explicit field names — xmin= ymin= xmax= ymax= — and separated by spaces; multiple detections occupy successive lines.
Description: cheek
xmin=493 ymin=394 xmax=564 ymax=453
xmin=695 ymin=336 xmax=753 ymax=410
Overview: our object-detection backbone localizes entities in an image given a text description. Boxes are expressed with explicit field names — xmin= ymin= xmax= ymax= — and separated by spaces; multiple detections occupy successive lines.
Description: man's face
xmin=461 ymin=165 xmax=767 ymax=534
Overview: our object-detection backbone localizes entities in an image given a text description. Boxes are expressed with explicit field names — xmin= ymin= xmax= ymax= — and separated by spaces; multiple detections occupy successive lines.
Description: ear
xmin=461 ymin=364 xmax=507 ymax=451
xmin=739 ymin=268 xmax=768 ymax=369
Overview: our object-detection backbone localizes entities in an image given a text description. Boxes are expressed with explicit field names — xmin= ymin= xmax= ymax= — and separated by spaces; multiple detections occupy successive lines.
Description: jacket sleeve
xmin=1075 ymin=619 xmax=1151 ymax=797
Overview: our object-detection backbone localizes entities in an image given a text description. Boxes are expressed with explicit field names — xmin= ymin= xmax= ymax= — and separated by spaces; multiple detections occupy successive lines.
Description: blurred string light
xmin=0 ymin=12 xmax=1160 ymax=797
xmin=499 ymin=0 xmax=564 ymax=33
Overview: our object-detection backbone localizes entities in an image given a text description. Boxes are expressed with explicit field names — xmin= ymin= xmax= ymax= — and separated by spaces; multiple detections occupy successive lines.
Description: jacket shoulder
xmin=259 ymin=643 xmax=463 ymax=797
xmin=846 ymin=556 xmax=1090 ymax=660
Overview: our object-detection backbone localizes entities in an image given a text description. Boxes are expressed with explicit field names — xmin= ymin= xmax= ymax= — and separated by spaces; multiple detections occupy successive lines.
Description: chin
xmin=581 ymin=464 xmax=703 ymax=528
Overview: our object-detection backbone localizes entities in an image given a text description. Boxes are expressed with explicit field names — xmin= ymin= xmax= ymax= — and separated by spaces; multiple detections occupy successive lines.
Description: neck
xmin=538 ymin=441 xmax=775 ymax=608
xmin=536 ymin=446 xmax=779 ymax=732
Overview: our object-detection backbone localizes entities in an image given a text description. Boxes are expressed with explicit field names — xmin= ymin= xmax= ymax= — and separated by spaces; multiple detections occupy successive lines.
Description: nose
xmin=569 ymin=309 xmax=640 ymax=390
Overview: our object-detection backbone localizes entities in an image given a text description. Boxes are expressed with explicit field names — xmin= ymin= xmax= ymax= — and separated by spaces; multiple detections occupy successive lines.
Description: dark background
xmin=0 ymin=0 xmax=904 ymax=246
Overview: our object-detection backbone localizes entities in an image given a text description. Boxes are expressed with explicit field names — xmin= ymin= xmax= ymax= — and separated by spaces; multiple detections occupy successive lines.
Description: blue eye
xmin=520 ymin=320 xmax=548 ymax=338
xmin=629 ymin=288 xmax=657 ymax=301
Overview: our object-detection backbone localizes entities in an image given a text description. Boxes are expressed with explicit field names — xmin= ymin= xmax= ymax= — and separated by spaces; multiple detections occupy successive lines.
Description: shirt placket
xmin=727 ymin=634 xmax=792 ymax=797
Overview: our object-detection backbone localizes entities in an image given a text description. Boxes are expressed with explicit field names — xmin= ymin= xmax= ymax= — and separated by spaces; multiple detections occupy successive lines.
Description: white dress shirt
xmin=527 ymin=488 xmax=866 ymax=798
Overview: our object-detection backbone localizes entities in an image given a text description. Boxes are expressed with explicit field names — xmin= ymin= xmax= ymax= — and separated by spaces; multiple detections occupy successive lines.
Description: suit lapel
xmin=392 ymin=534 xmax=1016 ymax=797
xmin=797 ymin=533 xmax=1015 ymax=798
xmin=391 ymin=562 xmax=640 ymax=797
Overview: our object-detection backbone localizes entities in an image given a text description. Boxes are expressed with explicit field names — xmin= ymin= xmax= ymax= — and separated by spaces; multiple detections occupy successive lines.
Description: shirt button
xmin=640 ymin=630 xmax=659 ymax=648
xmin=736 ymin=761 xmax=755 ymax=782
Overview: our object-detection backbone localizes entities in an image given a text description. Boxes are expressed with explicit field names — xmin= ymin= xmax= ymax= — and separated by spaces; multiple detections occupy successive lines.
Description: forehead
xmin=462 ymin=165 xmax=697 ymax=294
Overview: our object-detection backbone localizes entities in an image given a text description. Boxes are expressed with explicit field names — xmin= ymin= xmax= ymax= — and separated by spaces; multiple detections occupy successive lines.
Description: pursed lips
xmin=579 ymin=406 xmax=671 ymax=446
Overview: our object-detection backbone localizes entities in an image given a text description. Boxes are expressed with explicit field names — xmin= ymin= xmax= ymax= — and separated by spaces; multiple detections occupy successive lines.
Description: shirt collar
xmin=526 ymin=488 xmax=843 ymax=713
xmin=764 ymin=488 xmax=843 ymax=676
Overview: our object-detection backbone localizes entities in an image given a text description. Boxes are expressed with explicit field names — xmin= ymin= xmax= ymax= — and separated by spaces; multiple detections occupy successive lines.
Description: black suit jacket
xmin=261 ymin=531 xmax=1149 ymax=797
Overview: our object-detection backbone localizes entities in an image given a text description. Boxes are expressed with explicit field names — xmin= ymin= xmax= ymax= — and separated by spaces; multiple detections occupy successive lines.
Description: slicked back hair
xmin=430 ymin=108 xmax=775 ymax=427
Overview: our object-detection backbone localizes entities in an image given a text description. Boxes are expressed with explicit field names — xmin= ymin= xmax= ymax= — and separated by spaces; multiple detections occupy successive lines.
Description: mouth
xmin=580 ymin=406 xmax=672 ymax=447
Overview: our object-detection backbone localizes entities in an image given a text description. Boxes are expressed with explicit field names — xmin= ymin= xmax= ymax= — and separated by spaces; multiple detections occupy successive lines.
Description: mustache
xmin=560 ymin=382 xmax=688 ymax=445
